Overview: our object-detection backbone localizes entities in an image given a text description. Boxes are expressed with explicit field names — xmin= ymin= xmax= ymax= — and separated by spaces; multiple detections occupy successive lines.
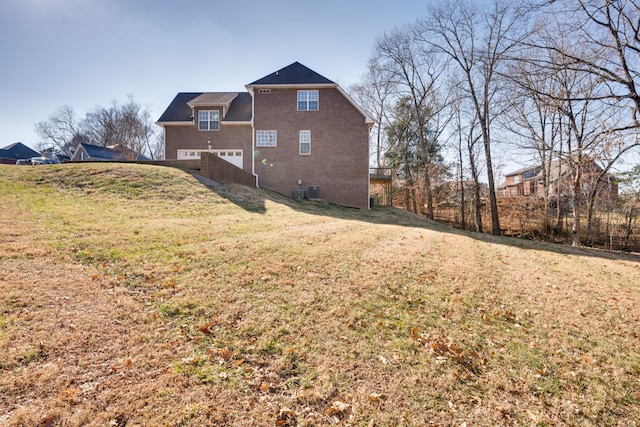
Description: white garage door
xmin=177 ymin=149 xmax=243 ymax=169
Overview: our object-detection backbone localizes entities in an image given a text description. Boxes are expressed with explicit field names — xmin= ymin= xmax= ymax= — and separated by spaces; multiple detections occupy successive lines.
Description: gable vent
xmin=259 ymin=89 xmax=271 ymax=94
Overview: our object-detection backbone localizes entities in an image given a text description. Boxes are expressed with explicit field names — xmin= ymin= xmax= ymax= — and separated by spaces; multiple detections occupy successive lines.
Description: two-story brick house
xmin=156 ymin=62 xmax=373 ymax=210
xmin=499 ymin=159 xmax=618 ymax=206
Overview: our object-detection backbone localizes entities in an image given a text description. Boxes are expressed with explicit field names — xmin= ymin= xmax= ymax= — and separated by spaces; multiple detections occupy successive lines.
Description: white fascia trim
xmin=156 ymin=121 xmax=193 ymax=126
xmin=245 ymin=83 xmax=336 ymax=90
xmin=336 ymin=85 xmax=375 ymax=126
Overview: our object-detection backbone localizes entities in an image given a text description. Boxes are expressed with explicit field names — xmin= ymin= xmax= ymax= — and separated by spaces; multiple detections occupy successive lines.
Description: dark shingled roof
xmin=224 ymin=92 xmax=252 ymax=122
xmin=0 ymin=142 xmax=40 ymax=160
xmin=157 ymin=92 xmax=252 ymax=123
xmin=76 ymin=143 xmax=149 ymax=161
xmin=157 ymin=92 xmax=203 ymax=123
xmin=248 ymin=62 xmax=334 ymax=86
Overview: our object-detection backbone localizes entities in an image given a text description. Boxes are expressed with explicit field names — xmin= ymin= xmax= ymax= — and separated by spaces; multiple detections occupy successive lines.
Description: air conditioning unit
xmin=292 ymin=189 xmax=305 ymax=201
xmin=307 ymin=185 xmax=320 ymax=199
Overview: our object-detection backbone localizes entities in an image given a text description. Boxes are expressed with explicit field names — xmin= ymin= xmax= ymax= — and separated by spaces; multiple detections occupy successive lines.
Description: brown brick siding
xmin=164 ymin=120 xmax=252 ymax=171
xmin=201 ymin=152 xmax=255 ymax=187
xmin=253 ymin=88 xmax=370 ymax=210
xmin=162 ymin=88 xmax=370 ymax=210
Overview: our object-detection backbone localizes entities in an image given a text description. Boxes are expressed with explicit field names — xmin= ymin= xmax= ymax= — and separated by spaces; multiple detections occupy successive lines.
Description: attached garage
xmin=177 ymin=149 xmax=243 ymax=169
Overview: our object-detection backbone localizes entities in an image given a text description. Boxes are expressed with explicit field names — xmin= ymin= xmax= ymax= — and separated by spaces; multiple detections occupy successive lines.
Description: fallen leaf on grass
xmin=218 ymin=348 xmax=233 ymax=361
xmin=39 ymin=414 xmax=59 ymax=427
xmin=368 ymin=392 xmax=385 ymax=403
xmin=260 ymin=381 xmax=271 ymax=393
xmin=276 ymin=407 xmax=296 ymax=426
xmin=60 ymin=388 xmax=81 ymax=402
xmin=411 ymin=328 xmax=483 ymax=375
xmin=327 ymin=400 xmax=352 ymax=418
xmin=199 ymin=322 xmax=215 ymax=335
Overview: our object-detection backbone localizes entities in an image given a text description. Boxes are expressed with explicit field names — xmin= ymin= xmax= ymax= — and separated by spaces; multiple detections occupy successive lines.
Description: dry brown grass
xmin=1 ymin=163 xmax=640 ymax=426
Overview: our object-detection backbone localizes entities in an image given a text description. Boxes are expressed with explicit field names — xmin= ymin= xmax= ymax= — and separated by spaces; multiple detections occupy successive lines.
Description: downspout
xmin=248 ymin=86 xmax=259 ymax=188
xmin=162 ymin=124 xmax=166 ymax=160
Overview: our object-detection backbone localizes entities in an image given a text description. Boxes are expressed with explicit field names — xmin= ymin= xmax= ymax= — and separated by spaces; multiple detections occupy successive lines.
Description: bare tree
xmin=36 ymin=96 xmax=160 ymax=160
xmin=510 ymin=5 xmax=640 ymax=245
xmin=373 ymin=26 xmax=448 ymax=219
xmin=34 ymin=105 xmax=89 ymax=156
xmin=83 ymin=96 xmax=159 ymax=159
xmin=349 ymin=62 xmax=396 ymax=168
xmin=548 ymin=0 xmax=640 ymax=124
xmin=417 ymin=0 xmax=532 ymax=235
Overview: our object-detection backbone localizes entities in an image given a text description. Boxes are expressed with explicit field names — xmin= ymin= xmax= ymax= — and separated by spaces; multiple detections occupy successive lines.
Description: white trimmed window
xmin=299 ymin=130 xmax=311 ymax=155
xmin=256 ymin=130 xmax=277 ymax=147
xmin=198 ymin=110 xmax=219 ymax=131
xmin=297 ymin=90 xmax=319 ymax=111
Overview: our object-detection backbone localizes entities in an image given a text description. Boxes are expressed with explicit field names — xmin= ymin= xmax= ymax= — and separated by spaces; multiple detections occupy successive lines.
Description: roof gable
xmin=157 ymin=92 xmax=252 ymax=123
xmin=187 ymin=92 xmax=239 ymax=107
xmin=248 ymin=62 xmax=334 ymax=86
xmin=0 ymin=142 xmax=40 ymax=160
xmin=73 ymin=143 xmax=149 ymax=161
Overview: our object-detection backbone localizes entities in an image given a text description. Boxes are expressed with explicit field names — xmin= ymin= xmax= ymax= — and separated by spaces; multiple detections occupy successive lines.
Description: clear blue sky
xmin=0 ymin=0 xmax=431 ymax=151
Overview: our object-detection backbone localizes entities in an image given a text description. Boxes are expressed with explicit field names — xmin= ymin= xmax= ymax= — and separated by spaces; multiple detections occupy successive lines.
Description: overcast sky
xmin=0 ymin=0 xmax=432 ymax=150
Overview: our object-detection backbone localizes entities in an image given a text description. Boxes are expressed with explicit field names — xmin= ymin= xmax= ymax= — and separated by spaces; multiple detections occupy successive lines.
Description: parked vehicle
xmin=16 ymin=157 xmax=60 ymax=165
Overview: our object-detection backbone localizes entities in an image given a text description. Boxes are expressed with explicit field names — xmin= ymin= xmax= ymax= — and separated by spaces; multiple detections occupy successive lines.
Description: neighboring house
xmin=156 ymin=62 xmax=373 ymax=210
xmin=499 ymin=159 xmax=618 ymax=206
xmin=499 ymin=165 xmax=543 ymax=197
xmin=71 ymin=142 xmax=149 ymax=162
xmin=0 ymin=142 xmax=40 ymax=164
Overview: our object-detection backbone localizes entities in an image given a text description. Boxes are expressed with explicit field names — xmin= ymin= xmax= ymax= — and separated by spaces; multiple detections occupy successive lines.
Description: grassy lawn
xmin=1 ymin=162 xmax=639 ymax=426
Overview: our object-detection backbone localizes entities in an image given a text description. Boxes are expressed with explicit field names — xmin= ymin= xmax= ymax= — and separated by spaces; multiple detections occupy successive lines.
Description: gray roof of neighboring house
xmin=157 ymin=92 xmax=252 ymax=123
xmin=248 ymin=61 xmax=335 ymax=86
xmin=0 ymin=142 xmax=40 ymax=160
xmin=504 ymin=164 xmax=541 ymax=178
xmin=74 ymin=143 xmax=149 ymax=161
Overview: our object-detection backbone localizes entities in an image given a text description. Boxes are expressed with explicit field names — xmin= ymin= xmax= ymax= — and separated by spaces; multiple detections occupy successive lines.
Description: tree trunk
xmin=468 ymin=149 xmax=483 ymax=233
xmin=459 ymin=164 xmax=466 ymax=231
xmin=424 ymin=166 xmax=434 ymax=220
xmin=571 ymin=172 xmax=582 ymax=247
xmin=482 ymin=129 xmax=501 ymax=236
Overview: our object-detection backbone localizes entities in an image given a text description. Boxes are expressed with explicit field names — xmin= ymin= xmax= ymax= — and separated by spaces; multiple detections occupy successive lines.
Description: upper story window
xmin=299 ymin=130 xmax=311 ymax=155
xmin=297 ymin=90 xmax=319 ymax=111
xmin=198 ymin=110 xmax=219 ymax=131
xmin=256 ymin=130 xmax=277 ymax=147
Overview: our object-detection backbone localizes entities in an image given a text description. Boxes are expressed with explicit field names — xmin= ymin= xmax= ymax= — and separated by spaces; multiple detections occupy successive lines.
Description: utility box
xmin=292 ymin=189 xmax=305 ymax=201
xmin=308 ymin=185 xmax=320 ymax=199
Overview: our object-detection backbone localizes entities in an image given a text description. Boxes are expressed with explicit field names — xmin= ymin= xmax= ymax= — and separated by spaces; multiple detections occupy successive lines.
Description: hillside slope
xmin=1 ymin=163 xmax=639 ymax=426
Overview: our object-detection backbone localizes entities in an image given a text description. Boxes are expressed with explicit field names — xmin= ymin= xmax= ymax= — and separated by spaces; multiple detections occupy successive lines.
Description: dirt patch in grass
xmin=1 ymin=163 xmax=640 ymax=426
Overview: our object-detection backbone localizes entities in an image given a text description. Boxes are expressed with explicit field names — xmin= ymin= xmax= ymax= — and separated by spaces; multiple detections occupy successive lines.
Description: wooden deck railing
xmin=369 ymin=167 xmax=392 ymax=180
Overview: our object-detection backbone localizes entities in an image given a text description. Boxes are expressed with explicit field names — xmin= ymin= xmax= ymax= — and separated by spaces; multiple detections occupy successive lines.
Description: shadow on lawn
xmin=200 ymin=177 xmax=640 ymax=264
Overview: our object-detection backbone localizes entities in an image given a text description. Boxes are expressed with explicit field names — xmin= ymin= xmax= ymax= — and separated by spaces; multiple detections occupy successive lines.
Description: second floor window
xmin=297 ymin=90 xmax=319 ymax=111
xmin=198 ymin=110 xmax=219 ymax=131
